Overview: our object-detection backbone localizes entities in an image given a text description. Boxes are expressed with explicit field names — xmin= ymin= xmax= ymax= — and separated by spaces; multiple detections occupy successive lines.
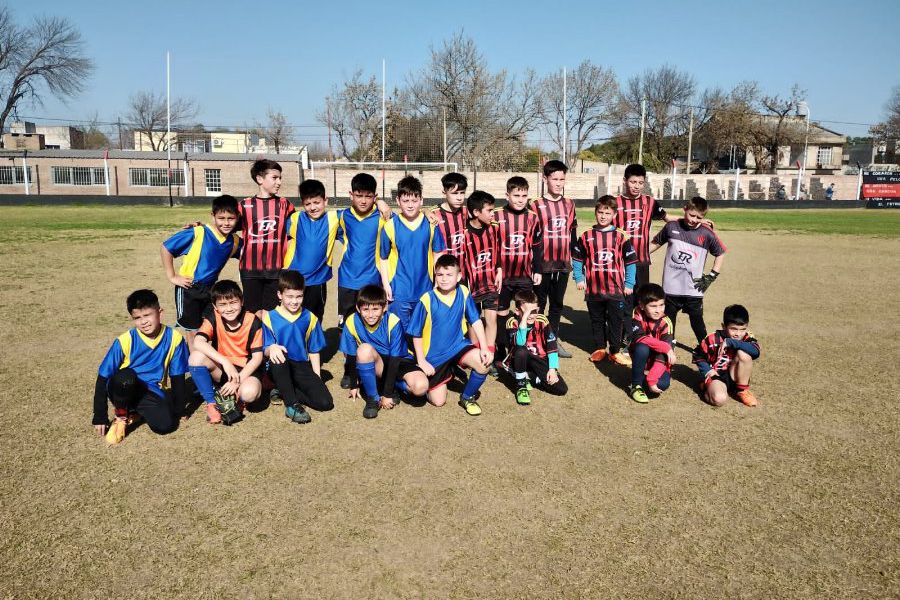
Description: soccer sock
xmin=514 ymin=371 xmax=528 ymax=389
xmin=735 ymin=382 xmax=749 ymax=391
xmin=461 ymin=371 xmax=488 ymax=400
xmin=189 ymin=366 xmax=217 ymax=404
xmin=344 ymin=354 xmax=357 ymax=378
xmin=356 ymin=361 xmax=380 ymax=401
xmin=394 ymin=379 xmax=410 ymax=395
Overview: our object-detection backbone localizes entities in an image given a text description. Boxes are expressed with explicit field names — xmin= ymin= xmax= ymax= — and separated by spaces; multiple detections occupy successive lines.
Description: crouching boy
xmin=628 ymin=284 xmax=675 ymax=404
xmin=693 ymin=304 xmax=761 ymax=407
xmin=504 ymin=289 xmax=568 ymax=405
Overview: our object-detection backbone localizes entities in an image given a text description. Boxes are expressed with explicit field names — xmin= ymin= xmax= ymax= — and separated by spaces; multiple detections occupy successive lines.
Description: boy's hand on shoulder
xmin=701 ymin=217 xmax=715 ymax=229
xmin=418 ymin=360 xmax=435 ymax=377
xmin=182 ymin=221 xmax=202 ymax=230
xmin=547 ymin=368 xmax=559 ymax=385
xmin=576 ymin=281 xmax=586 ymax=291
xmin=169 ymin=274 xmax=193 ymax=288
xmin=376 ymin=199 xmax=392 ymax=220
xmin=426 ymin=208 xmax=440 ymax=225
xmin=268 ymin=345 xmax=287 ymax=365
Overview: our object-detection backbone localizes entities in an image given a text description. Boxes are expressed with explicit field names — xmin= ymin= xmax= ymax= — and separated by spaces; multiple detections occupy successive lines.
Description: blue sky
xmin=10 ymin=0 xmax=900 ymax=140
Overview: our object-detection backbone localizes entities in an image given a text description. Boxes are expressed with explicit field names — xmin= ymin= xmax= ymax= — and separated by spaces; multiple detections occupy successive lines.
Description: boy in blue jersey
xmin=161 ymin=194 xmax=242 ymax=348
xmin=408 ymin=254 xmax=493 ymax=415
xmin=339 ymin=284 xmax=429 ymax=419
xmin=262 ymin=270 xmax=334 ymax=424
xmin=93 ymin=289 xmax=189 ymax=445
xmin=283 ymin=179 xmax=341 ymax=321
xmin=379 ymin=175 xmax=447 ymax=330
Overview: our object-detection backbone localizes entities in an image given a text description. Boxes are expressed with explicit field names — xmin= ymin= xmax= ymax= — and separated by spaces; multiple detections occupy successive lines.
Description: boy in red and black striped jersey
xmin=462 ymin=191 xmax=503 ymax=361
xmin=627 ymin=284 xmax=676 ymax=404
xmin=572 ymin=195 xmax=638 ymax=366
xmin=239 ymin=160 xmax=296 ymax=314
xmin=495 ymin=176 xmax=543 ymax=362
xmin=504 ymin=289 xmax=567 ymax=405
xmin=531 ymin=160 xmax=577 ymax=358
xmin=430 ymin=172 xmax=469 ymax=262
xmin=692 ymin=304 xmax=761 ymax=407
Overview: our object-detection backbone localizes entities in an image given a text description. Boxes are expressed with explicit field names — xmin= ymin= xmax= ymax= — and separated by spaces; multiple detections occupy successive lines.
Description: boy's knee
xmin=735 ymin=349 xmax=752 ymax=362
xmin=109 ymin=368 xmax=138 ymax=394
xmin=356 ymin=344 xmax=376 ymax=362
xmin=188 ymin=350 xmax=208 ymax=367
xmin=407 ymin=377 xmax=428 ymax=397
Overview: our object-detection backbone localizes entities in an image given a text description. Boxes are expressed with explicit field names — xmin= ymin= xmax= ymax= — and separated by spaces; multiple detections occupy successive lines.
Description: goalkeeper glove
xmin=692 ymin=270 xmax=719 ymax=292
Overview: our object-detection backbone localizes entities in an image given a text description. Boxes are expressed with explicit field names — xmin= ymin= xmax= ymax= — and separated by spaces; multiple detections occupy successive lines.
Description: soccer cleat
xmin=515 ymin=387 xmax=531 ymax=406
xmin=607 ymin=351 xmax=632 ymax=366
xmin=488 ymin=363 xmax=500 ymax=378
xmin=340 ymin=374 xmax=354 ymax=390
xmin=736 ymin=389 xmax=758 ymax=407
xmin=556 ymin=343 xmax=573 ymax=359
xmin=589 ymin=349 xmax=608 ymax=362
xmin=269 ymin=388 xmax=283 ymax=406
xmin=284 ymin=404 xmax=311 ymax=424
xmin=362 ymin=400 xmax=380 ymax=419
xmin=629 ymin=385 xmax=649 ymax=404
xmin=205 ymin=402 xmax=222 ymax=424
xmin=459 ymin=397 xmax=482 ymax=416
xmin=125 ymin=412 xmax=142 ymax=427
xmin=105 ymin=418 xmax=127 ymax=445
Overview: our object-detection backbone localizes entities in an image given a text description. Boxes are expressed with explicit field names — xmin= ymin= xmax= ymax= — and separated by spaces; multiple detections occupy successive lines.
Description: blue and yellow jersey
xmin=262 ymin=306 xmax=326 ymax=362
xmin=339 ymin=312 xmax=407 ymax=358
xmin=98 ymin=326 xmax=189 ymax=398
xmin=336 ymin=207 xmax=383 ymax=290
xmin=162 ymin=224 xmax=242 ymax=286
xmin=378 ymin=213 xmax=447 ymax=301
xmin=283 ymin=210 xmax=341 ymax=285
xmin=407 ymin=285 xmax=480 ymax=367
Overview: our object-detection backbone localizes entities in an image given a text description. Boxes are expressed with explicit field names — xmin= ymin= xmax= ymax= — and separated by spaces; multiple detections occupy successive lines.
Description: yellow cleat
xmin=105 ymin=418 xmax=127 ymax=445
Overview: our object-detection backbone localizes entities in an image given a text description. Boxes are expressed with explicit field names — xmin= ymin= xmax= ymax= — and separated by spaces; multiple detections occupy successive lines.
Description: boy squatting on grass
xmin=160 ymin=194 xmax=242 ymax=348
xmin=339 ymin=284 xmax=430 ymax=419
xmin=572 ymin=194 xmax=638 ymax=367
xmin=188 ymin=279 xmax=265 ymax=425
xmin=692 ymin=304 xmax=761 ymax=407
xmin=93 ymin=289 xmax=189 ymax=445
xmin=407 ymin=254 xmax=493 ymax=415
xmin=627 ymin=283 xmax=676 ymax=405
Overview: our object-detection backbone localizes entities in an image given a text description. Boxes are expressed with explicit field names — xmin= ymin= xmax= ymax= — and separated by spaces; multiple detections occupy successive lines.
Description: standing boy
xmin=407 ymin=254 xmax=492 ymax=415
xmin=430 ymin=172 xmax=469 ymax=262
xmin=531 ymin=160 xmax=577 ymax=358
xmin=648 ymin=196 xmax=726 ymax=344
xmin=693 ymin=304 xmax=761 ymax=407
xmin=462 ymin=191 xmax=502 ymax=366
xmin=572 ymin=195 xmax=638 ymax=365
xmin=378 ymin=175 xmax=446 ymax=329
xmin=627 ymin=284 xmax=675 ymax=404
xmin=93 ymin=289 xmax=189 ymax=445
xmin=160 ymin=194 xmax=242 ymax=347
xmin=504 ymin=290 xmax=568 ymax=405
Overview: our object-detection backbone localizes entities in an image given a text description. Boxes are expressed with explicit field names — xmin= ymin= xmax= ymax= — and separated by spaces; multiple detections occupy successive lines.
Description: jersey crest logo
xmin=672 ymin=249 xmax=696 ymax=265
xmin=626 ymin=219 xmax=641 ymax=231
xmin=504 ymin=233 xmax=525 ymax=249
xmin=550 ymin=216 xmax=567 ymax=231
xmin=250 ymin=219 xmax=278 ymax=236
xmin=476 ymin=251 xmax=492 ymax=264
xmin=450 ymin=232 xmax=464 ymax=247
xmin=697 ymin=234 xmax=706 ymax=245
xmin=596 ymin=250 xmax=614 ymax=264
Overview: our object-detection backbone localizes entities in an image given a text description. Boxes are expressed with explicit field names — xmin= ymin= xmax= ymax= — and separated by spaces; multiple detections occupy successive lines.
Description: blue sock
xmin=356 ymin=361 xmax=380 ymax=402
xmin=189 ymin=365 xmax=216 ymax=404
xmin=461 ymin=371 xmax=488 ymax=400
xmin=394 ymin=379 xmax=410 ymax=394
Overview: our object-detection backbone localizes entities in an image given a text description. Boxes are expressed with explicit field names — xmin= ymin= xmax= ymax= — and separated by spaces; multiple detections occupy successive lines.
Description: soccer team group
xmin=92 ymin=158 xmax=762 ymax=444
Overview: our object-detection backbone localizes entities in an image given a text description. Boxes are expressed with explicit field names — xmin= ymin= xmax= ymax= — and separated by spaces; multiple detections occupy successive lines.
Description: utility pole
xmin=686 ymin=108 xmax=694 ymax=175
xmin=638 ymin=98 xmax=646 ymax=164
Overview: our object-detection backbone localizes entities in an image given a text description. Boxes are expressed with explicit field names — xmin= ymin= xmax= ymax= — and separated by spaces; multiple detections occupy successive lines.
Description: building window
xmin=0 ymin=165 xmax=33 ymax=185
xmin=205 ymin=169 xmax=221 ymax=193
xmin=817 ymin=146 xmax=833 ymax=166
xmin=52 ymin=166 xmax=106 ymax=185
xmin=128 ymin=167 xmax=185 ymax=187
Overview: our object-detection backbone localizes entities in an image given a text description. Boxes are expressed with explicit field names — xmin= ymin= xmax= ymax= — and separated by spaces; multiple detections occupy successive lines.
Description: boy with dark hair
xmin=531 ymin=160 xmax=577 ymax=358
xmin=693 ymin=304 xmax=761 ymax=407
xmin=504 ymin=289 xmax=567 ymax=405
xmin=262 ymin=271 xmax=333 ymax=424
xmin=161 ymin=194 xmax=242 ymax=347
xmin=340 ymin=284 xmax=429 ymax=419
xmin=462 ymin=191 xmax=502 ymax=365
xmin=408 ymin=254 xmax=492 ymax=415
xmin=93 ymin=289 xmax=189 ymax=445
xmin=430 ymin=172 xmax=469 ymax=261
xmin=283 ymin=178 xmax=341 ymax=321
xmin=188 ymin=280 xmax=264 ymax=425
xmin=494 ymin=176 xmax=543 ymax=362
xmin=649 ymin=196 xmax=726 ymax=344
xmin=572 ymin=195 xmax=638 ymax=366
xmin=379 ymin=175 xmax=446 ymax=329
xmin=627 ymin=284 xmax=675 ymax=404
xmin=239 ymin=159 xmax=296 ymax=313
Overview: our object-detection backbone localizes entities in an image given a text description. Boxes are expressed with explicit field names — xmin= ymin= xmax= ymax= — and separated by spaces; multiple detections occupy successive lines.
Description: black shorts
xmin=241 ymin=276 xmax=280 ymax=313
xmin=498 ymin=280 xmax=533 ymax=312
xmin=428 ymin=345 xmax=475 ymax=390
xmin=473 ymin=291 xmax=500 ymax=312
xmin=216 ymin=365 xmax=265 ymax=386
xmin=302 ymin=283 xmax=327 ymax=321
xmin=705 ymin=369 xmax=737 ymax=393
xmin=175 ymin=284 xmax=212 ymax=331
xmin=337 ymin=286 xmax=360 ymax=324
xmin=378 ymin=353 xmax=423 ymax=378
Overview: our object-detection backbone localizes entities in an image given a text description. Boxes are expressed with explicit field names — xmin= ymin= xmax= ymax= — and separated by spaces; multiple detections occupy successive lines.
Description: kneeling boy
xmin=92 ymin=289 xmax=189 ymax=445
xmin=693 ymin=304 xmax=761 ymax=407
xmin=262 ymin=271 xmax=334 ymax=425
xmin=188 ymin=280 xmax=264 ymax=425
xmin=340 ymin=284 xmax=429 ymax=419
xmin=504 ymin=289 xmax=568 ymax=405
xmin=628 ymin=284 xmax=676 ymax=404
xmin=408 ymin=254 xmax=492 ymax=415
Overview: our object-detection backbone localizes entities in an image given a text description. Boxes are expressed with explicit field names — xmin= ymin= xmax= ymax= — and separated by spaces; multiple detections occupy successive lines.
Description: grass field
xmin=1 ymin=205 xmax=898 ymax=598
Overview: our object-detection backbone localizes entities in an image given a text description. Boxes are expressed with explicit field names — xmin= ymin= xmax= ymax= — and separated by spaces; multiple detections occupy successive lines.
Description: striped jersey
xmin=162 ymin=224 xmax=242 ymax=286
xmin=572 ymin=226 xmax=638 ymax=298
xmin=652 ymin=220 xmax=726 ymax=298
xmin=197 ymin=308 xmax=264 ymax=369
xmin=283 ymin=210 xmax=341 ymax=285
xmin=378 ymin=213 xmax=447 ymax=302
xmin=613 ymin=195 xmax=666 ymax=264
xmin=432 ymin=206 xmax=468 ymax=260
xmin=531 ymin=196 xmax=577 ymax=272
xmin=261 ymin=306 xmax=326 ymax=362
xmin=692 ymin=330 xmax=760 ymax=376
xmin=504 ymin=314 xmax=558 ymax=359
xmin=336 ymin=206 xmax=383 ymax=290
xmin=495 ymin=205 xmax=543 ymax=283
xmin=407 ymin=286 xmax=481 ymax=366
xmin=339 ymin=312 xmax=408 ymax=358
xmin=238 ymin=195 xmax=296 ymax=278
xmin=98 ymin=326 xmax=188 ymax=399
xmin=462 ymin=222 xmax=500 ymax=297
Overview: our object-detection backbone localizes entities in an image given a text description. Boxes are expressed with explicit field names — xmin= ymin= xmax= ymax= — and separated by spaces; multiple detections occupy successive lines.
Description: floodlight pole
xmin=562 ymin=66 xmax=567 ymax=166
xmin=442 ymin=106 xmax=447 ymax=170
xmin=638 ymin=98 xmax=646 ymax=164
xmin=686 ymin=108 xmax=694 ymax=175
xmin=166 ymin=51 xmax=172 ymax=207
xmin=381 ymin=59 xmax=386 ymax=162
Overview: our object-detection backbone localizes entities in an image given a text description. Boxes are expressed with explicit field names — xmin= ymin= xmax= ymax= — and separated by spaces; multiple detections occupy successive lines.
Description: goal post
xmin=309 ymin=161 xmax=460 ymax=202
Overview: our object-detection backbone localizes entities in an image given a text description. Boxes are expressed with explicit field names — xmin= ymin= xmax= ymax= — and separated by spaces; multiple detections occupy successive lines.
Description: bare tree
xmin=82 ymin=112 xmax=111 ymax=149
xmin=125 ymin=90 xmax=198 ymax=151
xmin=317 ymin=70 xmax=382 ymax=161
xmin=540 ymin=60 xmax=618 ymax=167
xmin=0 ymin=7 xmax=94 ymax=146
xmin=693 ymin=81 xmax=761 ymax=172
xmin=256 ymin=108 xmax=294 ymax=153
xmin=870 ymin=85 xmax=900 ymax=162
xmin=753 ymin=84 xmax=807 ymax=173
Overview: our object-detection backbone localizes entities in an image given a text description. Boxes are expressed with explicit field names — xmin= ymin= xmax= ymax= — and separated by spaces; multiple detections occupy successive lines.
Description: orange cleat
xmin=589 ymin=349 xmax=608 ymax=362
xmin=736 ymin=389 xmax=758 ymax=407
xmin=607 ymin=351 xmax=633 ymax=366
xmin=206 ymin=402 xmax=222 ymax=424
